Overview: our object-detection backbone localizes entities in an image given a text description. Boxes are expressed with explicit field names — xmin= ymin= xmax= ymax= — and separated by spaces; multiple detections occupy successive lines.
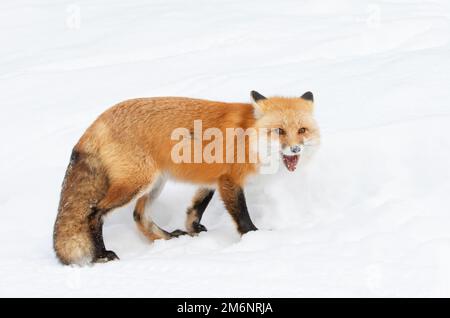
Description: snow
xmin=1 ymin=0 xmax=450 ymax=297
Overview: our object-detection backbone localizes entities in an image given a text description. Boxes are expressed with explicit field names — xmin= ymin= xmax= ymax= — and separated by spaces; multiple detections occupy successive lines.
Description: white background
xmin=1 ymin=0 xmax=450 ymax=297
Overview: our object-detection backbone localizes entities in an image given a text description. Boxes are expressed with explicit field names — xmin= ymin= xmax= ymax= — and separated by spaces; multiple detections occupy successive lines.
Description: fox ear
xmin=301 ymin=91 xmax=314 ymax=102
xmin=251 ymin=90 xmax=267 ymax=103
xmin=250 ymin=90 xmax=266 ymax=119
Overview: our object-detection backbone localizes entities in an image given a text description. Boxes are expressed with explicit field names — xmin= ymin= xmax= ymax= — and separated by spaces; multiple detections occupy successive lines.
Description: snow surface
xmin=1 ymin=0 xmax=450 ymax=297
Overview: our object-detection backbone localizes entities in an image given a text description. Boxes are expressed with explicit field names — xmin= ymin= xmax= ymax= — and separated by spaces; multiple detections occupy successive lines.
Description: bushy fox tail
xmin=53 ymin=150 xmax=108 ymax=265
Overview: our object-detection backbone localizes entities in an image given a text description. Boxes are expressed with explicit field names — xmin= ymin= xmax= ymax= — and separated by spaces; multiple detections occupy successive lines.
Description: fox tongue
xmin=283 ymin=155 xmax=299 ymax=172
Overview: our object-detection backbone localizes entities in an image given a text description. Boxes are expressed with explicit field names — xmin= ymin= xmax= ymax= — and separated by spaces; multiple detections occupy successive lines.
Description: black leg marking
xmin=193 ymin=190 xmax=214 ymax=222
xmin=233 ymin=188 xmax=258 ymax=234
xmin=133 ymin=209 xmax=140 ymax=222
xmin=218 ymin=182 xmax=257 ymax=235
xmin=170 ymin=229 xmax=188 ymax=237
xmin=218 ymin=176 xmax=258 ymax=234
xmin=187 ymin=189 xmax=214 ymax=233
xmin=88 ymin=207 xmax=119 ymax=262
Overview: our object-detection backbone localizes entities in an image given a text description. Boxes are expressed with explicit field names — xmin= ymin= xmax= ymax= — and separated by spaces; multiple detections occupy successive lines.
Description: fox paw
xmin=170 ymin=229 xmax=188 ymax=238
xmin=95 ymin=250 xmax=119 ymax=263
xmin=192 ymin=221 xmax=207 ymax=233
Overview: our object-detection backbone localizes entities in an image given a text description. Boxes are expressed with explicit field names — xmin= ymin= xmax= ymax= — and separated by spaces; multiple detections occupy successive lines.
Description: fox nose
xmin=291 ymin=145 xmax=301 ymax=154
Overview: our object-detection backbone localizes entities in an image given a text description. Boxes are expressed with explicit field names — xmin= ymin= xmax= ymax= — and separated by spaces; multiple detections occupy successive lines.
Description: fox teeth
xmin=282 ymin=154 xmax=299 ymax=172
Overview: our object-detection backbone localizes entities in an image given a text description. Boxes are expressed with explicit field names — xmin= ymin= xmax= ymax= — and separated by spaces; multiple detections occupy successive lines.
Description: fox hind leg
xmin=54 ymin=152 xmax=146 ymax=265
xmin=90 ymin=181 xmax=148 ymax=263
xmin=88 ymin=207 xmax=119 ymax=263
xmin=134 ymin=194 xmax=172 ymax=241
xmin=185 ymin=187 xmax=215 ymax=234
xmin=133 ymin=177 xmax=187 ymax=241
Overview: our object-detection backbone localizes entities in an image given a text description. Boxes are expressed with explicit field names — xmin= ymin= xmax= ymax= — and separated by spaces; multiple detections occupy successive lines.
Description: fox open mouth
xmin=282 ymin=154 xmax=300 ymax=172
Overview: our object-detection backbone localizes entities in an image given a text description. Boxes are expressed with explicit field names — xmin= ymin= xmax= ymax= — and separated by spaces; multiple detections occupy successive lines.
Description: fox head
xmin=251 ymin=90 xmax=320 ymax=172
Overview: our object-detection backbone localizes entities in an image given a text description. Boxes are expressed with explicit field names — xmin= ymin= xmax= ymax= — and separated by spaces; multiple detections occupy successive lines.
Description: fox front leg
xmin=218 ymin=176 xmax=258 ymax=234
xmin=185 ymin=188 xmax=215 ymax=234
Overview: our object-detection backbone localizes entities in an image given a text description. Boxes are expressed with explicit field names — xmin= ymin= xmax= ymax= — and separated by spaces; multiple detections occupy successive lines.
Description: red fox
xmin=53 ymin=91 xmax=320 ymax=265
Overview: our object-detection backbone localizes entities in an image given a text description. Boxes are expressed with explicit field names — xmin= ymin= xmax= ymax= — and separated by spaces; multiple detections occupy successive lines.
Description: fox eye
xmin=298 ymin=127 xmax=307 ymax=134
xmin=276 ymin=128 xmax=286 ymax=135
